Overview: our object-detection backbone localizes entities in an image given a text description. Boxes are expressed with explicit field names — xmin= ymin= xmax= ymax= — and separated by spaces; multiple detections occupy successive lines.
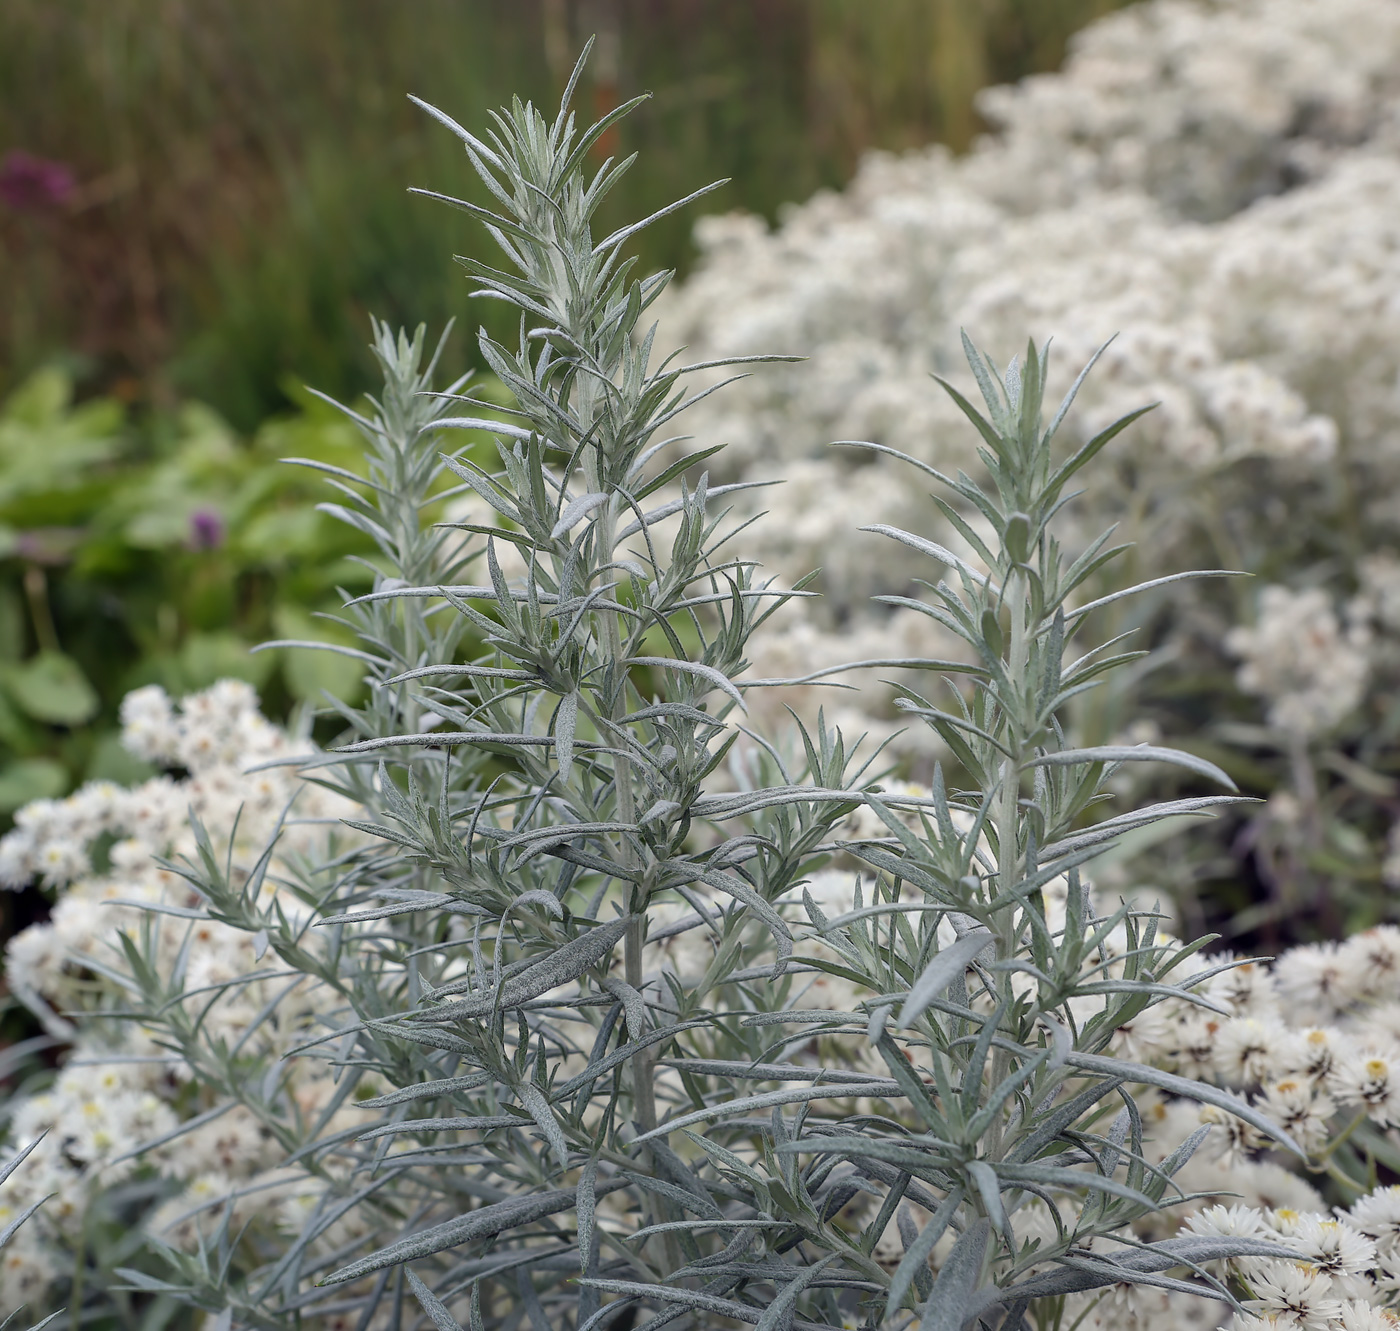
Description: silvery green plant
xmin=728 ymin=340 xmax=1306 ymax=1330
xmin=0 ymin=1136 xmax=59 ymax=1331
xmin=99 ymin=50 xmax=1307 ymax=1331
xmin=105 ymin=318 xmax=501 ymax=1325
xmin=106 ymin=46 xmax=870 ymax=1331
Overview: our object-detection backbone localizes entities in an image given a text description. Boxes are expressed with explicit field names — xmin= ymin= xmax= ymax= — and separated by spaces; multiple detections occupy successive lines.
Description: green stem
xmin=987 ymin=569 xmax=1028 ymax=1160
xmin=583 ymin=400 xmax=656 ymax=1141
xmin=69 ymin=1200 xmax=89 ymax=1331
xmin=1315 ymin=1108 xmax=1368 ymax=1163
xmin=24 ymin=564 xmax=60 ymax=655
xmin=1320 ymin=1156 xmax=1367 ymax=1201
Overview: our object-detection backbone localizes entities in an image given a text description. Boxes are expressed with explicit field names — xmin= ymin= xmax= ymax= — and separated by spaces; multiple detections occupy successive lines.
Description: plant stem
xmin=988 ymin=568 xmax=1028 ymax=1161
xmin=23 ymin=563 xmax=60 ymax=654
xmin=589 ymin=448 xmax=656 ymax=1137
xmin=1315 ymin=1108 xmax=1369 ymax=1162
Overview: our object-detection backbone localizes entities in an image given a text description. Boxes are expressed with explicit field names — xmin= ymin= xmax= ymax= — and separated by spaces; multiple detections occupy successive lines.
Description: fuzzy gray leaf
xmin=1041 ymin=796 xmax=1252 ymax=859
xmin=518 ymin=1083 xmax=569 ymax=1168
xmin=554 ymin=690 xmax=579 ymax=782
xmin=755 ymin=1254 xmax=841 ymax=1331
xmin=899 ymin=929 xmax=993 ymax=1028
xmin=577 ymin=1280 xmax=763 ymax=1325
xmin=961 ymin=1236 xmax=1291 ymax=1321
xmin=0 ymin=1133 xmax=45 ymax=1192
xmin=1064 ymin=1052 xmax=1302 ymax=1155
xmin=405 ymin=1270 xmax=466 ymax=1331
xmin=919 ymin=1218 xmax=988 ymax=1331
xmin=886 ymin=1186 xmax=963 ymax=1319
xmin=1029 ymin=745 xmax=1236 ymax=790
xmin=663 ymin=1058 xmax=898 ymax=1088
xmin=628 ymin=656 xmax=746 ymax=709
xmin=321 ymin=1180 xmax=628 ymax=1284
xmin=551 ymin=491 xmax=608 ymax=539
xmin=356 ymin=1116 xmax=525 ymax=1141
xmin=421 ymin=916 xmax=629 ymax=1020
xmin=862 ymin=525 xmax=994 ymax=591
xmin=359 ymin=1072 xmax=492 ymax=1108
xmin=634 ymin=1083 xmax=905 ymax=1141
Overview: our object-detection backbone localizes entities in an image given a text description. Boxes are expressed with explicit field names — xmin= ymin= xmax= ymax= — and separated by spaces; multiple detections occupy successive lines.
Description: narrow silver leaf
xmin=899 ymin=929 xmax=993 ymax=1028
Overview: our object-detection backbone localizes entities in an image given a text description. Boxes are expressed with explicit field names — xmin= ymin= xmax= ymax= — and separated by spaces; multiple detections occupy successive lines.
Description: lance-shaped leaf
xmin=554 ymin=689 xmax=579 ymax=782
xmin=420 ymin=915 xmax=629 ymax=1018
xmin=1063 ymin=569 xmax=1247 ymax=625
xmin=863 ymin=525 xmax=996 ymax=592
xmin=899 ymin=928 xmax=994 ymax=1027
xmin=551 ymin=491 xmax=609 ymax=538
xmin=405 ymin=1270 xmax=467 ymax=1331
xmin=356 ymin=1116 xmax=527 ymax=1141
xmin=1028 ymin=745 xmax=1236 ymax=791
xmin=628 ymin=656 xmax=746 ymax=709
xmin=886 ymin=1186 xmax=963 ymax=1319
xmin=634 ymin=1083 xmax=907 ymax=1141
xmin=960 ymin=1236 xmax=1292 ymax=1323
xmin=518 ymin=1083 xmax=570 ymax=1168
xmin=577 ymin=1280 xmax=764 ymax=1325
xmin=0 ymin=1133 xmax=46 ymax=1192
xmin=755 ymin=1254 xmax=842 ymax=1331
xmin=320 ymin=1180 xmax=629 ymax=1284
xmin=920 ymin=1218 xmax=988 ymax=1331
xmin=1064 ymin=1052 xmax=1302 ymax=1155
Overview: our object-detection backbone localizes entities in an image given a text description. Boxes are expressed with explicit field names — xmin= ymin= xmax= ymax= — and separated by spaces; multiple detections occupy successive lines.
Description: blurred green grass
xmin=0 ymin=0 xmax=1130 ymax=827
xmin=0 ymin=0 xmax=1128 ymax=429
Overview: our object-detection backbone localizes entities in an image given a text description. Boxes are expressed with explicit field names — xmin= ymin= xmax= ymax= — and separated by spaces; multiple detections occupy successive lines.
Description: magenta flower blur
xmin=189 ymin=509 xmax=225 ymax=550
xmin=0 ymin=151 xmax=76 ymax=212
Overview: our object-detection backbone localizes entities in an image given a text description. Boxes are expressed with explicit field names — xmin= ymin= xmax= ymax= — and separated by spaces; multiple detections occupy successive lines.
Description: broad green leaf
xmin=0 ymin=757 xmax=67 ymax=812
xmin=2 ymin=652 xmax=98 ymax=726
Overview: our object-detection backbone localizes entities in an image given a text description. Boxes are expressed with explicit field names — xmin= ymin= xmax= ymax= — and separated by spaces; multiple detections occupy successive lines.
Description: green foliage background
xmin=0 ymin=0 xmax=1128 ymax=424
xmin=0 ymin=0 xmax=1128 ymax=830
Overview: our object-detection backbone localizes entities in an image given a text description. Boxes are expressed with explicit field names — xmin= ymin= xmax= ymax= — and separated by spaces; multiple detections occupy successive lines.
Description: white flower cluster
xmin=1028 ymin=920 xmax=1400 ymax=1329
xmin=734 ymin=863 xmax=1400 ymax=1330
xmin=0 ymin=681 xmax=364 ymax=1315
xmin=1 ymin=680 xmax=291 ymax=893
xmin=653 ymin=0 xmax=1400 ymax=768
xmin=5 ymin=684 xmax=1400 ymax=1325
xmin=1226 ymin=586 xmax=1372 ymax=740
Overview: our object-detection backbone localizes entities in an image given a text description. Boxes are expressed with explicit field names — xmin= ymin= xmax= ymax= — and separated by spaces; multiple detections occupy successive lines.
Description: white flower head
xmin=1243 ymin=1260 xmax=1343 ymax=1329
xmin=1276 ymin=943 xmax=1363 ymax=1015
xmin=1255 ymin=1079 xmax=1336 ymax=1156
xmin=1336 ymin=1300 xmax=1400 ymax=1331
xmin=120 ymin=684 xmax=179 ymax=764
xmin=1198 ymin=1102 xmax=1266 ymax=1164
xmin=1225 ymin=585 xmax=1369 ymax=739
xmin=1173 ymin=1011 xmax=1225 ymax=1079
xmin=1332 ymin=1050 xmax=1400 ymax=1127
xmin=1350 ymin=1186 xmax=1400 ymax=1256
xmin=1208 ymin=957 xmax=1281 ymax=1020
xmin=1283 ymin=1215 xmax=1378 ymax=1289
xmin=1340 ymin=926 xmax=1400 ymax=1004
xmin=1215 ymin=1017 xmax=1289 ymax=1086
xmin=1279 ymin=1027 xmax=1352 ymax=1084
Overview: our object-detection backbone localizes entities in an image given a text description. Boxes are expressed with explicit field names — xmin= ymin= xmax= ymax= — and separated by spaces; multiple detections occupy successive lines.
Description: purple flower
xmin=0 ymin=152 xmax=76 ymax=212
xmin=189 ymin=509 xmax=225 ymax=550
